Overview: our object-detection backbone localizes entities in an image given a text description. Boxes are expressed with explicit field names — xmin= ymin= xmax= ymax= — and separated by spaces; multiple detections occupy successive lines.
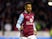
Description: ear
xmin=24 ymin=5 xmax=26 ymax=10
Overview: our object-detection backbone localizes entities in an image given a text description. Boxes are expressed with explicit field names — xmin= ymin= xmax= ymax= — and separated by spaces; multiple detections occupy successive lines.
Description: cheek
xmin=30 ymin=8 xmax=32 ymax=10
xmin=27 ymin=8 xmax=29 ymax=10
xmin=28 ymin=8 xmax=31 ymax=10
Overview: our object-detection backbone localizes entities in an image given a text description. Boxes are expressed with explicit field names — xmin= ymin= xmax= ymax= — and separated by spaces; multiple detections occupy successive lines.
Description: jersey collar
xmin=24 ymin=10 xmax=28 ymax=13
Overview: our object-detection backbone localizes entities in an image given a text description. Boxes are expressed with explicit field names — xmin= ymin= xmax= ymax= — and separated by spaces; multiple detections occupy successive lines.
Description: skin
xmin=25 ymin=4 xmax=32 ymax=13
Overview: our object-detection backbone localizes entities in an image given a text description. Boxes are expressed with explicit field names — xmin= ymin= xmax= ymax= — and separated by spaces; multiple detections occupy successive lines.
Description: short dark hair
xmin=24 ymin=2 xmax=32 ymax=6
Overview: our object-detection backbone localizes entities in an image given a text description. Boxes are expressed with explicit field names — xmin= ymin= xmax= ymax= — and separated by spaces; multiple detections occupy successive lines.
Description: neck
xmin=24 ymin=10 xmax=31 ymax=14
xmin=27 ymin=12 xmax=30 ymax=14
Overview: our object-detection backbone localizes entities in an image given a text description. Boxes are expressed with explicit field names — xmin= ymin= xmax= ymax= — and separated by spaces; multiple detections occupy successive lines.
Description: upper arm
xmin=33 ymin=22 xmax=36 ymax=31
xmin=17 ymin=14 xmax=24 ymax=24
xmin=16 ymin=13 xmax=24 ymax=28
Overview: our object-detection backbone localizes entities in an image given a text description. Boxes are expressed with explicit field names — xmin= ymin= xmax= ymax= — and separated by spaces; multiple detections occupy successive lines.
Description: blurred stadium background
xmin=0 ymin=0 xmax=52 ymax=39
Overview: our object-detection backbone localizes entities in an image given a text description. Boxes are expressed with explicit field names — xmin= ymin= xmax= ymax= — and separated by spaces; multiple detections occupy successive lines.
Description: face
xmin=25 ymin=4 xmax=32 ymax=13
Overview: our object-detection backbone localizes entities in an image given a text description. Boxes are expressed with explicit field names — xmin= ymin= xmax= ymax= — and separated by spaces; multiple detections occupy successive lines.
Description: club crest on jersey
xmin=30 ymin=18 xmax=33 ymax=22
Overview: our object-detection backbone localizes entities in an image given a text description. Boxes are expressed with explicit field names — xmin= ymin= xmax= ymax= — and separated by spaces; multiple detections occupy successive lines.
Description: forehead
xmin=26 ymin=4 xmax=32 ymax=7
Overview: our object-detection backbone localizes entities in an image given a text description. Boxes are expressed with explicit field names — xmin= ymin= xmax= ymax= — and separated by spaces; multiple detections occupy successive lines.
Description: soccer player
xmin=16 ymin=2 xmax=37 ymax=39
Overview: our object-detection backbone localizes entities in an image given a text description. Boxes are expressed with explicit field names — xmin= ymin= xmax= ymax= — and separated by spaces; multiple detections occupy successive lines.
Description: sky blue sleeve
xmin=16 ymin=14 xmax=24 ymax=30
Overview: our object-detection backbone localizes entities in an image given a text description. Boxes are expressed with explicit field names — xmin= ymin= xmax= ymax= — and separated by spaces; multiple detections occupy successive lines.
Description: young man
xmin=16 ymin=2 xmax=37 ymax=39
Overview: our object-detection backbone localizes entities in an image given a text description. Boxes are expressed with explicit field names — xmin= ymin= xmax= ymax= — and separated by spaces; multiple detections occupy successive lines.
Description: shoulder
xmin=19 ymin=12 xmax=25 ymax=18
xmin=31 ymin=12 xmax=35 ymax=16
xmin=32 ymin=12 xmax=35 ymax=16
xmin=21 ymin=12 xmax=27 ymax=16
xmin=20 ymin=12 xmax=24 ymax=17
